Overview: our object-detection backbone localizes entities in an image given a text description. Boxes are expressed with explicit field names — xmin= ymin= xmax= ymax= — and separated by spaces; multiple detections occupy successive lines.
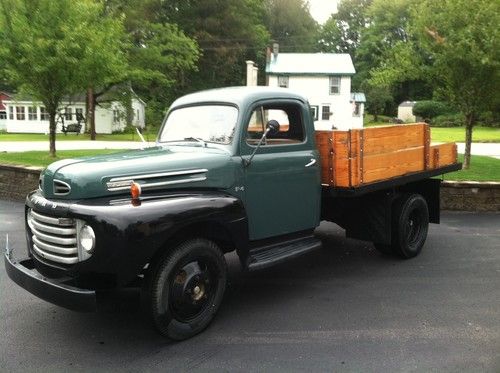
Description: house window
xmin=28 ymin=106 xmax=37 ymax=120
xmin=278 ymin=76 xmax=289 ymax=88
xmin=0 ymin=111 xmax=6 ymax=119
xmin=40 ymin=107 xmax=49 ymax=121
xmin=353 ymin=102 xmax=361 ymax=117
xmin=113 ymin=109 xmax=120 ymax=123
xmin=9 ymin=106 xmax=14 ymax=120
xmin=321 ymin=105 xmax=331 ymax=120
xmin=310 ymin=105 xmax=319 ymax=121
xmin=329 ymin=76 xmax=341 ymax=95
xmin=75 ymin=108 xmax=84 ymax=121
xmin=65 ymin=108 xmax=72 ymax=120
xmin=16 ymin=106 xmax=25 ymax=120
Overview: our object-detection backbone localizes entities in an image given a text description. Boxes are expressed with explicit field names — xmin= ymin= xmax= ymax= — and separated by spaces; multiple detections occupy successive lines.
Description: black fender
xmin=26 ymin=190 xmax=248 ymax=287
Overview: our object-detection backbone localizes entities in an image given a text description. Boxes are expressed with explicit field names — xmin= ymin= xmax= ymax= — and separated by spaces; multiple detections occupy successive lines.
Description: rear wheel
xmin=374 ymin=194 xmax=429 ymax=259
xmin=142 ymin=238 xmax=227 ymax=340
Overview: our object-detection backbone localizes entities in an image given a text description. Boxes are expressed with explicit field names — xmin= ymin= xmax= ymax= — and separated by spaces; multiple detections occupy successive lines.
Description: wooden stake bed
xmin=315 ymin=123 xmax=458 ymax=188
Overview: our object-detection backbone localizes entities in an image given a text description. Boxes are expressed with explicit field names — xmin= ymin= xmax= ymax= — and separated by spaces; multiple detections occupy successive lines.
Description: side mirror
xmin=266 ymin=120 xmax=280 ymax=135
xmin=243 ymin=120 xmax=280 ymax=167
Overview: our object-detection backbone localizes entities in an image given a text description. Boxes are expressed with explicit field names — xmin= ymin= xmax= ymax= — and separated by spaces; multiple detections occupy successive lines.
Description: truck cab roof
xmin=170 ymin=86 xmax=309 ymax=110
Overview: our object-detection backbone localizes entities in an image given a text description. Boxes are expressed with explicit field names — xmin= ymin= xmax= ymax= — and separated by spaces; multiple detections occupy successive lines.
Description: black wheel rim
xmin=406 ymin=208 xmax=423 ymax=247
xmin=168 ymin=259 xmax=217 ymax=322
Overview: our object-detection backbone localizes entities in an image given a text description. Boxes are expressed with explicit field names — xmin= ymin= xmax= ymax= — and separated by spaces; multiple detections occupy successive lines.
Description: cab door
xmin=241 ymin=100 xmax=321 ymax=240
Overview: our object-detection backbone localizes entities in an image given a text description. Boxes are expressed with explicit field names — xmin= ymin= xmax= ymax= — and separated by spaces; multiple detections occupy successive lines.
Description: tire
xmin=374 ymin=194 xmax=429 ymax=259
xmin=391 ymin=194 xmax=429 ymax=259
xmin=142 ymin=238 xmax=227 ymax=340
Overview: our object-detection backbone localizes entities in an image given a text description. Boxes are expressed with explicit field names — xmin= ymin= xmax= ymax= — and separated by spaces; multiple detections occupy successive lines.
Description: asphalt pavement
xmin=0 ymin=199 xmax=499 ymax=372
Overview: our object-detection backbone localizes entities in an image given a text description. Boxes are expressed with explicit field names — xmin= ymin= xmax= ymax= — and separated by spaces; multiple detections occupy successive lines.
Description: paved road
xmin=1 ymin=200 xmax=499 ymax=372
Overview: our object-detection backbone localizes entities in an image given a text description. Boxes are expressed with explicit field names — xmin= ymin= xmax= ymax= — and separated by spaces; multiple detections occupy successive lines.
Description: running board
xmin=247 ymin=236 xmax=322 ymax=271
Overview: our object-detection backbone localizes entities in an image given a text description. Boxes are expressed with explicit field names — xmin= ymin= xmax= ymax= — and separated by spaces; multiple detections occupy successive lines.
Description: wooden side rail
xmin=316 ymin=123 xmax=458 ymax=188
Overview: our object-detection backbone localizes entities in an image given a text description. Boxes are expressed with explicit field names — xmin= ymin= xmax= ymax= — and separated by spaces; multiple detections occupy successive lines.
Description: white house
xmin=265 ymin=51 xmax=365 ymax=130
xmin=0 ymin=92 xmax=145 ymax=134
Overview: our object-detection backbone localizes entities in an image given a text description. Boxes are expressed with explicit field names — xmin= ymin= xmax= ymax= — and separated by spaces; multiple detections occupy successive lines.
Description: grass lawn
xmin=0 ymin=132 xmax=157 ymax=142
xmin=443 ymin=154 xmax=500 ymax=182
xmin=0 ymin=149 xmax=125 ymax=168
xmin=430 ymin=127 xmax=500 ymax=143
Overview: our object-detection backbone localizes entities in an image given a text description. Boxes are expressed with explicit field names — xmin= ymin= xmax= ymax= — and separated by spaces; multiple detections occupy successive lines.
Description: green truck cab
xmin=4 ymin=87 xmax=460 ymax=340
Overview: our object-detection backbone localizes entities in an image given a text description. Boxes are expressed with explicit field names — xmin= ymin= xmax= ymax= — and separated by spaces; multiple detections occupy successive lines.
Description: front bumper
xmin=4 ymin=242 xmax=96 ymax=312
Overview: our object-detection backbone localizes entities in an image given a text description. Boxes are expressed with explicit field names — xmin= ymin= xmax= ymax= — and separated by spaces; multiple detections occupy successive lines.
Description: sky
xmin=308 ymin=0 xmax=339 ymax=24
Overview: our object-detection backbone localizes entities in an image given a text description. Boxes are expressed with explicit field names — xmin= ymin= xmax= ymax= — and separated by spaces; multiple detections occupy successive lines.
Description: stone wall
xmin=0 ymin=164 xmax=42 ymax=201
xmin=440 ymin=180 xmax=500 ymax=212
xmin=0 ymin=164 xmax=499 ymax=211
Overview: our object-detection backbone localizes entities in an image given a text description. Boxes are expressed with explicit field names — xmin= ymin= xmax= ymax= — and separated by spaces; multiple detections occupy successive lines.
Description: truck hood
xmin=40 ymin=146 xmax=236 ymax=200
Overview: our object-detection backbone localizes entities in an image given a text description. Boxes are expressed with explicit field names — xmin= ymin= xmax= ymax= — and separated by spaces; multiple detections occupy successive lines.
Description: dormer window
xmin=329 ymin=76 xmax=341 ymax=95
xmin=278 ymin=75 xmax=289 ymax=88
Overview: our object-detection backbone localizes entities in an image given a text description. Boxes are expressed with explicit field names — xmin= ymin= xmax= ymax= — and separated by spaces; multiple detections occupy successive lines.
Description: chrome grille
xmin=27 ymin=209 xmax=78 ymax=264
xmin=53 ymin=179 xmax=71 ymax=195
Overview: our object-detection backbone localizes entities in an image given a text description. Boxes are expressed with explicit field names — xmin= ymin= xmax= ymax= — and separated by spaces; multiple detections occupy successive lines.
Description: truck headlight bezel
xmin=77 ymin=221 xmax=95 ymax=261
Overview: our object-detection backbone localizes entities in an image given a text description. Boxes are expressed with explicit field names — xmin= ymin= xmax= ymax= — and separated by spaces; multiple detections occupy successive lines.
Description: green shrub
xmin=413 ymin=100 xmax=453 ymax=120
xmin=478 ymin=111 xmax=500 ymax=127
xmin=432 ymin=114 xmax=464 ymax=127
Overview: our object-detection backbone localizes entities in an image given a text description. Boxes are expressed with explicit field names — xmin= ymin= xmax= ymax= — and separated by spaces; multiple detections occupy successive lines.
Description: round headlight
xmin=79 ymin=225 xmax=95 ymax=253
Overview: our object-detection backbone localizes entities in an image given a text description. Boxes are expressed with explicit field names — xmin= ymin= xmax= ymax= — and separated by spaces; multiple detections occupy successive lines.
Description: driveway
xmin=1 ymin=199 xmax=499 ymax=371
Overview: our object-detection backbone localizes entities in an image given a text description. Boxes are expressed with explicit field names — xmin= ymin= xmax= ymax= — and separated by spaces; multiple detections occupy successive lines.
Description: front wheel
xmin=143 ymin=238 xmax=227 ymax=340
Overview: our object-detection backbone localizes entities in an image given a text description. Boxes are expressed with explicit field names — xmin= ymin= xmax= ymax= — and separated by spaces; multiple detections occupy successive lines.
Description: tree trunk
xmin=374 ymin=113 xmax=379 ymax=122
xmin=49 ymin=110 xmax=57 ymax=157
xmin=87 ymin=87 xmax=96 ymax=140
xmin=463 ymin=113 xmax=474 ymax=169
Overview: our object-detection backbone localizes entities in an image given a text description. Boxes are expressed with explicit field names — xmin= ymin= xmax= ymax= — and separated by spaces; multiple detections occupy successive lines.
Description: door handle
xmin=305 ymin=158 xmax=316 ymax=167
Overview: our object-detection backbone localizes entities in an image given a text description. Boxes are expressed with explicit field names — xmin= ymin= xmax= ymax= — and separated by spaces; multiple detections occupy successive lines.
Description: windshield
xmin=159 ymin=105 xmax=238 ymax=145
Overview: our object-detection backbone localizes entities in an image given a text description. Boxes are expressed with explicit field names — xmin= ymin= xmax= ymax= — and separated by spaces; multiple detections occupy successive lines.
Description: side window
xmin=246 ymin=103 xmax=305 ymax=145
xmin=310 ymin=105 xmax=319 ymax=121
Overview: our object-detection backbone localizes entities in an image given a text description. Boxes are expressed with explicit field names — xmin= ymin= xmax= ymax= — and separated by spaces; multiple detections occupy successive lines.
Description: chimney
xmin=273 ymin=43 xmax=279 ymax=59
xmin=246 ymin=60 xmax=258 ymax=86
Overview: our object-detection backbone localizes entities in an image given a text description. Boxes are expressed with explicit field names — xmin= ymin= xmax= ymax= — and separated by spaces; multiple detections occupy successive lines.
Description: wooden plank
xmin=361 ymin=123 xmax=426 ymax=155
xmin=362 ymin=147 xmax=426 ymax=183
xmin=429 ymin=143 xmax=457 ymax=169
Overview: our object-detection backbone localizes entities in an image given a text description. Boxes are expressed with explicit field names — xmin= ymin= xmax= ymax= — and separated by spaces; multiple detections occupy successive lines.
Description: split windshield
xmin=158 ymin=105 xmax=238 ymax=145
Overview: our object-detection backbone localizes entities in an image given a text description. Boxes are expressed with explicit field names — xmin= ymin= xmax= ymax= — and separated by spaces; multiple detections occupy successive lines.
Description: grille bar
xmin=28 ymin=209 xmax=79 ymax=265
xmin=32 ymin=244 xmax=79 ymax=264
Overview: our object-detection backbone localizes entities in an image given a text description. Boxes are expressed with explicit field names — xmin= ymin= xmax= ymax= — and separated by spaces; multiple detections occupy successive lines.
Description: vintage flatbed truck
xmin=4 ymin=87 xmax=460 ymax=340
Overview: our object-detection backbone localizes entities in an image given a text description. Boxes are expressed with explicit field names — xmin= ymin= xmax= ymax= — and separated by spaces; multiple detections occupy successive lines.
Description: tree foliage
xmin=0 ymin=0 xmax=127 ymax=156
xmin=370 ymin=0 xmax=500 ymax=168
xmin=263 ymin=0 xmax=319 ymax=52
xmin=319 ymin=0 xmax=372 ymax=57
xmin=153 ymin=0 xmax=270 ymax=91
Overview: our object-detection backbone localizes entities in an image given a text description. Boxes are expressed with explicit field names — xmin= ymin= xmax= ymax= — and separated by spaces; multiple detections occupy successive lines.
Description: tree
xmin=263 ymin=0 xmax=319 ymax=52
xmin=100 ymin=0 xmax=201 ymax=128
xmin=412 ymin=0 xmax=499 ymax=169
xmin=363 ymin=83 xmax=392 ymax=121
xmin=371 ymin=0 xmax=500 ymax=169
xmin=319 ymin=0 xmax=372 ymax=57
xmin=355 ymin=0 xmax=430 ymax=97
xmin=156 ymin=0 xmax=270 ymax=91
xmin=0 ymin=0 xmax=127 ymax=156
